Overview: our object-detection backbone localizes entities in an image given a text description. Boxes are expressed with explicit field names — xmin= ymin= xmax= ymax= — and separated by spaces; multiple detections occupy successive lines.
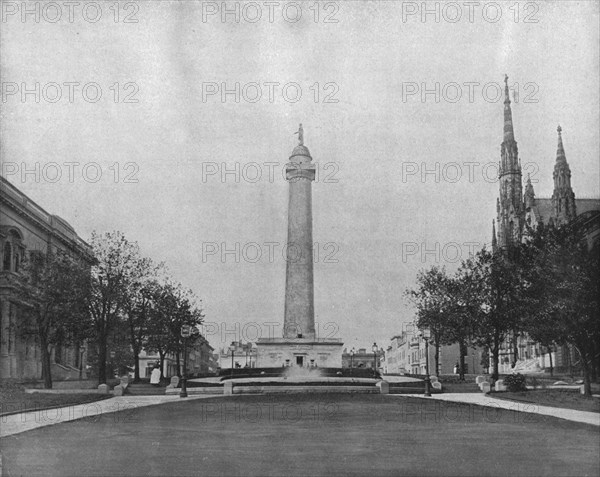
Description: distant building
xmin=138 ymin=333 xmax=216 ymax=378
xmin=341 ymin=347 xmax=382 ymax=371
xmin=218 ymin=341 xmax=257 ymax=369
xmin=382 ymin=327 xmax=485 ymax=376
xmin=0 ymin=177 xmax=93 ymax=381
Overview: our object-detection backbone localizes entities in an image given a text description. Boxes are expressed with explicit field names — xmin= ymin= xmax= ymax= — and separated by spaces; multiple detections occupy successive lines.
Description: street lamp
xmin=78 ymin=345 xmax=86 ymax=379
xmin=372 ymin=342 xmax=378 ymax=376
xmin=180 ymin=325 xmax=192 ymax=398
xmin=229 ymin=342 xmax=236 ymax=377
xmin=418 ymin=329 xmax=431 ymax=396
xmin=350 ymin=347 xmax=355 ymax=373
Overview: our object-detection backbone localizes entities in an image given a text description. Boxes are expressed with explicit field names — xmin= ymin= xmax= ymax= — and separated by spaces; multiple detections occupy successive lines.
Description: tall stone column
xmin=283 ymin=124 xmax=316 ymax=340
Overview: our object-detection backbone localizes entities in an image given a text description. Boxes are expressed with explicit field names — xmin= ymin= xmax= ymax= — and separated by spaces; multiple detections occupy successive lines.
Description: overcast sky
xmin=1 ymin=1 xmax=598 ymax=352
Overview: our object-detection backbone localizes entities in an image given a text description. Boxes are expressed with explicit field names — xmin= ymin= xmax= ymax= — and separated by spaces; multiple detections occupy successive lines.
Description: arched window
xmin=3 ymin=242 xmax=12 ymax=271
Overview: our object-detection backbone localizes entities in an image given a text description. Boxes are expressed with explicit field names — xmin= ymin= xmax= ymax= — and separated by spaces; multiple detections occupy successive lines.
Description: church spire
xmin=503 ymin=74 xmax=515 ymax=142
xmin=497 ymin=74 xmax=523 ymax=251
xmin=556 ymin=125 xmax=566 ymax=162
xmin=551 ymin=125 xmax=576 ymax=224
xmin=524 ymin=173 xmax=535 ymax=208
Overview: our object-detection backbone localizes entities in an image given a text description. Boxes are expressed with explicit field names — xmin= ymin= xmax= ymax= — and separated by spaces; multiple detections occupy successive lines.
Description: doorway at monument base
xmin=256 ymin=338 xmax=344 ymax=368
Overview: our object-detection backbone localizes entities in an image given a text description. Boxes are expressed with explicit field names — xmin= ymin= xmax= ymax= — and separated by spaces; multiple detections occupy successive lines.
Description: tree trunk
xmin=132 ymin=345 xmax=141 ymax=383
xmin=97 ymin=337 xmax=107 ymax=385
xmin=176 ymin=350 xmax=181 ymax=378
xmin=575 ymin=345 xmax=592 ymax=396
xmin=40 ymin=335 xmax=53 ymax=389
xmin=511 ymin=331 xmax=519 ymax=368
xmin=548 ymin=346 xmax=553 ymax=377
xmin=434 ymin=342 xmax=440 ymax=377
xmin=158 ymin=350 xmax=165 ymax=378
xmin=492 ymin=332 xmax=500 ymax=381
xmin=458 ymin=340 xmax=467 ymax=381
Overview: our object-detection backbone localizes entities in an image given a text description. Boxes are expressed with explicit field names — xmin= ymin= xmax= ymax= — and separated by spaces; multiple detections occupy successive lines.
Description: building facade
xmin=138 ymin=334 xmax=216 ymax=379
xmin=0 ymin=176 xmax=92 ymax=381
xmin=493 ymin=75 xmax=600 ymax=373
xmin=383 ymin=328 xmax=485 ymax=376
xmin=218 ymin=340 xmax=257 ymax=370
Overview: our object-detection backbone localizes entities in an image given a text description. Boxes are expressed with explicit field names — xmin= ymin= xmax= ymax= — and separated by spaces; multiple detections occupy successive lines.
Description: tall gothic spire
xmin=524 ymin=173 xmax=535 ymax=208
xmin=497 ymin=74 xmax=524 ymax=251
xmin=556 ymin=125 xmax=566 ymax=162
xmin=503 ymin=74 xmax=515 ymax=142
xmin=551 ymin=125 xmax=576 ymax=223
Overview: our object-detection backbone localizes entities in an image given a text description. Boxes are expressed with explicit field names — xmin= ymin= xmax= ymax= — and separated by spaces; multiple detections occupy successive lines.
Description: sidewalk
xmin=0 ymin=394 xmax=220 ymax=438
xmin=399 ymin=392 xmax=600 ymax=426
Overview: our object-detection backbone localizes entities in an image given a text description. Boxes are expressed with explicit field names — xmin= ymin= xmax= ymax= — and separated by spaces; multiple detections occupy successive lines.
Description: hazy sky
xmin=1 ymin=1 xmax=598 ymax=352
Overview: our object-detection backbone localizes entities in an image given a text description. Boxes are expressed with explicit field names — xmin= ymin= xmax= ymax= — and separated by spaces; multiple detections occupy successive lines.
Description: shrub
xmin=504 ymin=373 xmax=527 ymax=392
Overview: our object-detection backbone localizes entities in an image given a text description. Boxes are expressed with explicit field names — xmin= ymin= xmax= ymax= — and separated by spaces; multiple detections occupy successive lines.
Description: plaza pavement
xmin=0 ymin=394 xmax=221 ymax=438
xmin=400 ymin=392 xmax=600 ymax=426
xmin=1 ymin=391 xmax=598 ymax=438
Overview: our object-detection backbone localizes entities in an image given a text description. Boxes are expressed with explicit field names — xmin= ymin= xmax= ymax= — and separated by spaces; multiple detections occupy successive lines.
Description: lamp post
xmin=419 ymin=329 xmax=431 ymax=396
xmin=350 ymin=347 xmax=355 ymax=373
xmin=78 ymin=345 xmax=85 ymax=379
xmin=372 ymin=342 xmax=378 ymax=376
xmin=180 ymin=325 xmax=191 ymax=398
xmin=229 ymin=342 xmax=236 ymax=377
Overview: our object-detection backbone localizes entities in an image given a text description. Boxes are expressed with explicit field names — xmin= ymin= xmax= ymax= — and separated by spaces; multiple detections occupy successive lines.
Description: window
xmin=3 ymin=242 xmax=11 ymax=271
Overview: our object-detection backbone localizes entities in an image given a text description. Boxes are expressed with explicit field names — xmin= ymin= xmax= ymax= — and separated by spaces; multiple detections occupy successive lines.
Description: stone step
xmin=126 ymin=384 xmax=165 ymax=396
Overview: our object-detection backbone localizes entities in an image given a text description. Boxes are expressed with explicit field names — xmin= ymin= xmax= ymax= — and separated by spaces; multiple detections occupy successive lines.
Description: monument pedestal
xmin=256 ymin=338 xmax=343 ymax=368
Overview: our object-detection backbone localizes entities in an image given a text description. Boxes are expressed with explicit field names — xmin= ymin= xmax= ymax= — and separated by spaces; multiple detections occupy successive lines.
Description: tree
xmin=405 ymin=266 xmax=453 ymax=377
xmin=144 ymin=281 xmax=204 ymax=379
xmin=122 ymin=260 xmax=163 ymax=382
xmin=467 ymin=249 xmax=526 ymax=381
xmin=87 ymin=231 xmax=146 ymax=384
xmin=19 ymin=250 xmax=91 ymax=388
xmin=521 ymin=223 xmax=599 ymax=395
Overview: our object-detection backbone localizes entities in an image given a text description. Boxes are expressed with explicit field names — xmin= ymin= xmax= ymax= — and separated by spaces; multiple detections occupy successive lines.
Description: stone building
xmin=0 ymin=177 xmax=92 ymax=381
xmin=218 ymin=340 xmax=256 ymax=370
xmin=493 ymin=75 xmax=600 ymax=373
xmin=138 ymin=333 xmax=216 ymax=378
xmin=383 ymin=328 xmax=484 ymax=376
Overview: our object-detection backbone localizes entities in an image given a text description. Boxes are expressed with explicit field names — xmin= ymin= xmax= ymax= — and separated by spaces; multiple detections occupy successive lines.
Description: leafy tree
xmin=144 ymin=282 xmax=204 ymax=378
xmin=19 ymin=250 xmax=91 ymax=388
xmin=87 ymin=231 xmax=146 ymax=384
xmin=521 ymin=223 xmax=599 ymax=395
xmin=466 ymin=249 xmax=526 ymax=381
xmin=405 ymin=266 xmax=453 ymax=377
xmin=122 ymin=261 xmax=164 ymax=382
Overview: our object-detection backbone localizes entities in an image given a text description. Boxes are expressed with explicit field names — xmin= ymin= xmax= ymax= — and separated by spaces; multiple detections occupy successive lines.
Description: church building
xmin=492 ymin=76 xmax=600 ymax=374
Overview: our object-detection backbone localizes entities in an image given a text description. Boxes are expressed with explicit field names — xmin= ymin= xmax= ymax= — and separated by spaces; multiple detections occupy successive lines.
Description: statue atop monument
xmin=295 ymin=123 xmax=304 ymax=146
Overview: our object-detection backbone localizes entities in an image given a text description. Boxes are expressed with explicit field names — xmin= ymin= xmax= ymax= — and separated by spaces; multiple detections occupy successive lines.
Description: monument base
xmin=256 ymin=338 xmax=344 ymax=368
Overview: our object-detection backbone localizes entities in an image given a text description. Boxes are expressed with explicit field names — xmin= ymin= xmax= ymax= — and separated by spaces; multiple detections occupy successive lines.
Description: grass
xmin=1 ymin=393 xmax=598 ymax=477
xmin=0 ymin=382 xmax=112 ymax=415
xmin=491 ymin=389 xmax=600 ymax=413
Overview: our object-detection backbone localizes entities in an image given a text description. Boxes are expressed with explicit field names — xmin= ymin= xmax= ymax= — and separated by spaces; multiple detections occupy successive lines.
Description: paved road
xmin=0 ymin=394 xmax=220 ymax=438
xmin=399 ymin=393 xmax=600 ymax=426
